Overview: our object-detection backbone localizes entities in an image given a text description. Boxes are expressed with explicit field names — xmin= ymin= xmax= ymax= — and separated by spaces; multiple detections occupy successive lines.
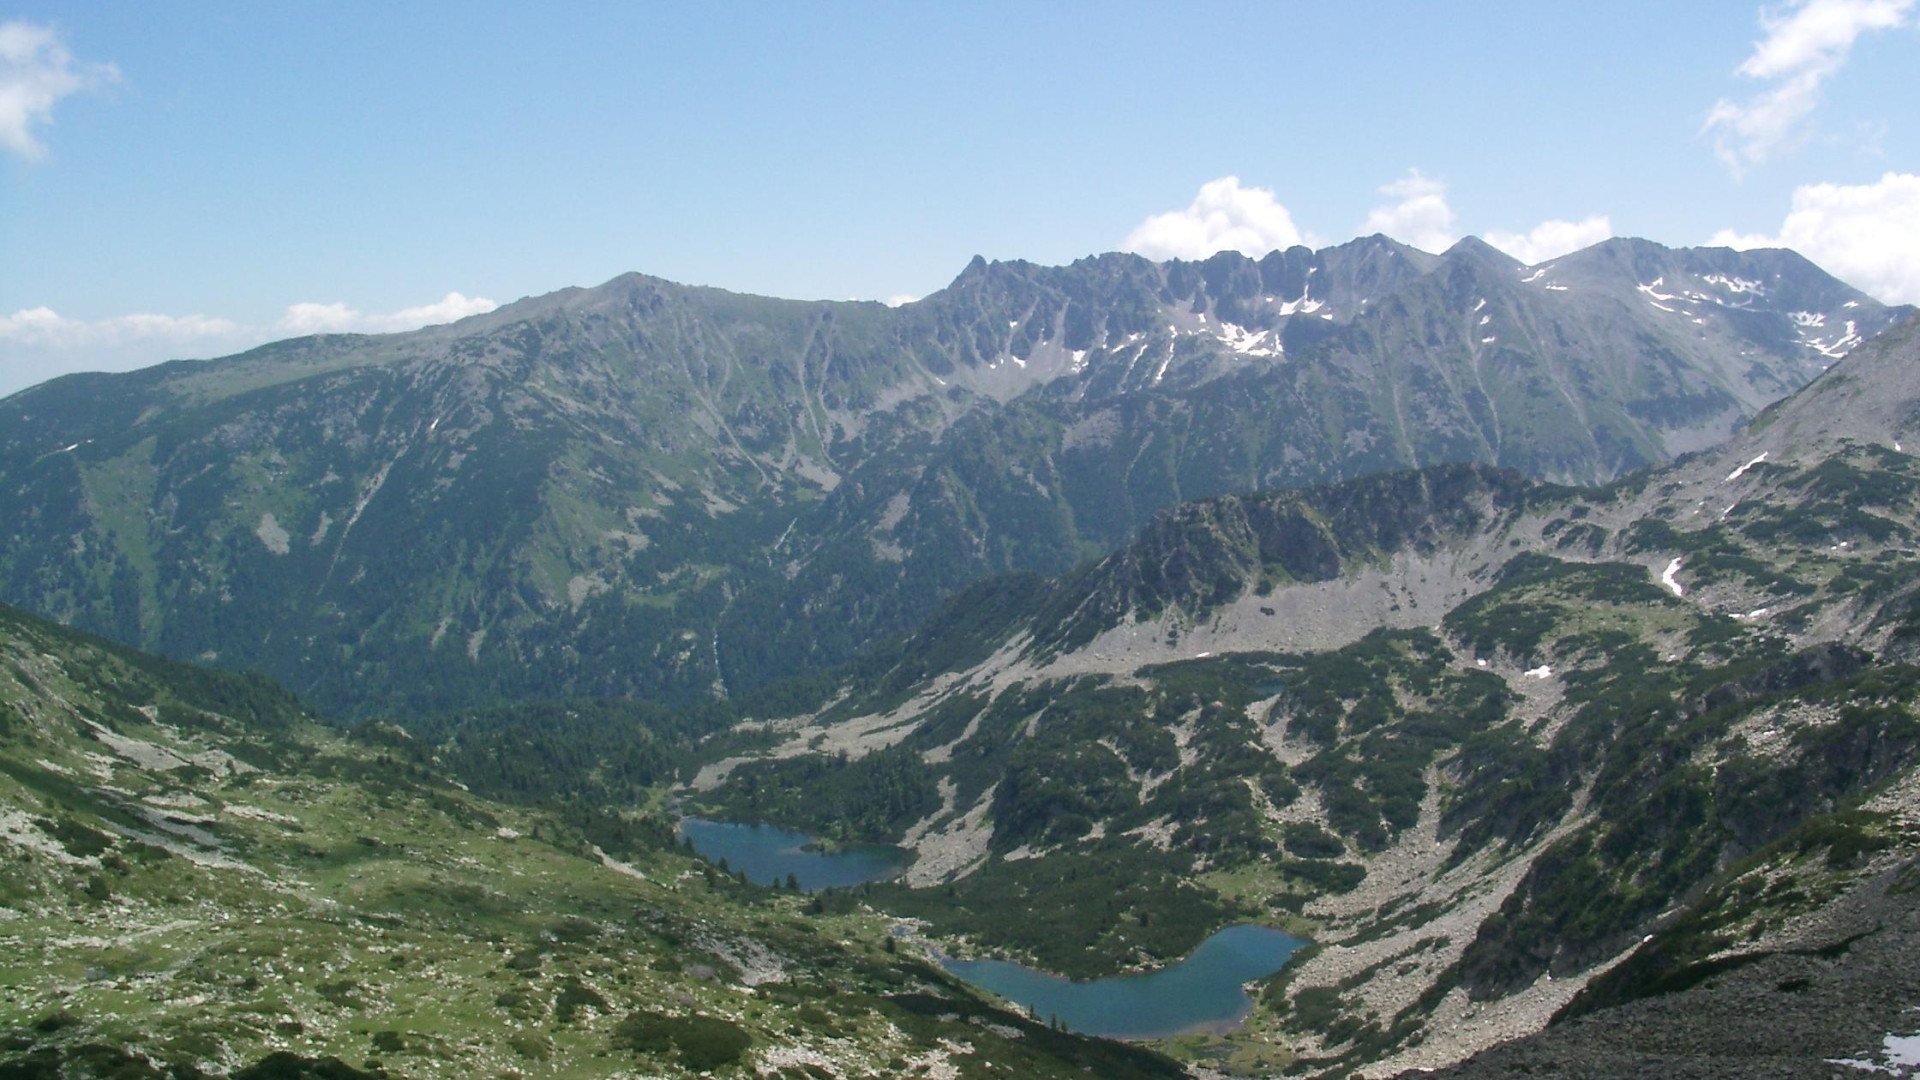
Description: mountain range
xmin=0 ymin=237 xmax=1907 ymax=717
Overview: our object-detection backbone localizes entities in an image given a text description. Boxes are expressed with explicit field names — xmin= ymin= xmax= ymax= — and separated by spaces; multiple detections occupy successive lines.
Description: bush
xmin=1281 ymin=822 xmax=1345 ymax=859
xmin=613 ymin=1010 xmax=752 ymax=1071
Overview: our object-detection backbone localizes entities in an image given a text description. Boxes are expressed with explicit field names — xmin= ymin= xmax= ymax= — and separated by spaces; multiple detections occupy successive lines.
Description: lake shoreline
xmin=934 ymin=922 xmax=1307 ymax=1041
xmin=682 ymin=815 xmax=1306 ymax=1042
xmin=675 ymin=816 xmax=914 ymax=891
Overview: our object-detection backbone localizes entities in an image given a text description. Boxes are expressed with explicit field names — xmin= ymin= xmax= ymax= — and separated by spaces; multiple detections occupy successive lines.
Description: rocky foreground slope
xmin=691 ymin=315 xmax=1920 ymax=1076
xmin=0 ymin=239 xmax=1902 ymax=716
xmin=0 ymin=601 xmax=1186 ymax=1080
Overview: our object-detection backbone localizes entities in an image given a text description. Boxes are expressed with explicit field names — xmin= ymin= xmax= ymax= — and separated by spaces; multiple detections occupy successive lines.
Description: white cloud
xmin=0 ymin=20 xmax=117 ymax=160
xmin=277 ymin=302 xmax=362 ymax=336
xmin=884 ymin=294 xmax=918 ymax=307
xmin=1710 ymin=171 xmax=1920 ymax=303
xmin=1704 ymin=0 xmax=1914 ymax=175
xmin=1484 ymin=215 xmax=1615 ymax=265
xmin=1360 ymin=170 xmax=1459 ymax=254
xmin=0 ymin=306 xmax=241 ymax=350
xmin=0 ymin=308 xmax=247 ymax=396
xmin=0 ymin=291 xmax=499 ymax=397
xmin=278 ymin=291 xmax=497 ymax=335
xmin=1122 ymin=176 xmax=1309 ymax=260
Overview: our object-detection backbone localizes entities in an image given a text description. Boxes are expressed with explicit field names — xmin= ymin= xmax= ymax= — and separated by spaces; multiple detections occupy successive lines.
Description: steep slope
xmin=1407 ymin=765 xmax=1920 ymax=1080
xmin=691 ymin=314 xmax=1920 ymax=1076
xmin=0 ymin=600 xmax=1186 ymax=1080
xmin=0 ymin=241 xmax=1904 ymax=715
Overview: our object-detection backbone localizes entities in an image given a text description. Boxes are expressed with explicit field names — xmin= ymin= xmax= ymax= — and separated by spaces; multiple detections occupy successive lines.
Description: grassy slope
xmin=0 ymin=602 xmax=1183 ymax=1080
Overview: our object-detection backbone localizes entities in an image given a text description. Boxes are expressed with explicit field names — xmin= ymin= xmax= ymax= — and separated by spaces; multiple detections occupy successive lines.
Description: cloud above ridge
xmin=1360 ymin=170 xmax=1460 ymax=254
xmin=278 ymin=292 xmax=497 ymax=335
xmin=1711 ymin=171 xmax=1920 ymax=303
xmin=0 ymin=291 xmax=499 ymax=398
xmin=1122 ymin=177 xmax=1310 ymax=259
xmin=0 ymin=307 xmax=240 ymax=350
xmin=1484 ymin=215 xmax=1615 ymax=265
xmin=1125 ymin=173 xmax=1614 ymax=267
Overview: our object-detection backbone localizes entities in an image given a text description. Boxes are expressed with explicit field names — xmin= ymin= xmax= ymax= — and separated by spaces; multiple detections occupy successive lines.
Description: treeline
xmin=400 ymin=699 xmax=700 ymax=806
xmin=697 ymin=743 xmax=940 ymax=843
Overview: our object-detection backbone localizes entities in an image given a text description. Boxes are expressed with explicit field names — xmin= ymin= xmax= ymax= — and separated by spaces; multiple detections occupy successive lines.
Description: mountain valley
xmin=4 ymin=246 xmax=1920 ymax=1080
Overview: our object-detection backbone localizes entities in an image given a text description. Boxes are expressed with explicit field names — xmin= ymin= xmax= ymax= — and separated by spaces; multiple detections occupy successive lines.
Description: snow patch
xmin=1828 ymin=1031 xmax=1920 ymax=1075
xmin=1523 ymin=665 xmax=1553 ymax=680
xmin=1277 ymin=292 xmax=1324 ymax=317
xmin=1520 ymin=267 xmax=1550 ymax=283
xmin=1216 ymin=322 xmax=1280 ymax=356
xmin=1638 ymin=278 xmax=1677 ymax=301
xmin=1702 ymin=274 xmax=1763 ymax=295
xmin=1725 ymin=451 xmax=1769 ymax=483
xmin=1151 ymin=339 xmax=1176 ymax=384
xmin=1806 ymin=319 xmax=1862 ymax=358
xmin=1660 ymin=558 xmax=1685 ymax=598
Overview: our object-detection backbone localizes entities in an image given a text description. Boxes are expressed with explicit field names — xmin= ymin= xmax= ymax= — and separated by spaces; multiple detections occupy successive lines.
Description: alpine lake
xmin=678 ymin=818 xmax=1306 ymax=1039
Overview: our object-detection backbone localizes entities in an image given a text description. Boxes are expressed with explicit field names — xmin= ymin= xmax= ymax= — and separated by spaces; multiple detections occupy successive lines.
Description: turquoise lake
xmin=676 ymin=818 xmax=913 ymax=891
xmin=939 ymin=923 xmax=1306 ymax=1039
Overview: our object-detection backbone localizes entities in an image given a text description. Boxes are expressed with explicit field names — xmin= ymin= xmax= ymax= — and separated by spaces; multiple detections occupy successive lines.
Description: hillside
xmin=0 ymin=600 xmax=1185 ymax=1080
xmin=0 ymin=239 xmax=1904 ymax=716
xmin=688 ymin=313 xmax=1920 ymax=1075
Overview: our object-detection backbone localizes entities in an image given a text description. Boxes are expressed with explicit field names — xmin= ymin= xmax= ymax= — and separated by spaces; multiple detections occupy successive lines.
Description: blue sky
xmin=2 ymin=1 xmax=1917 ymax=394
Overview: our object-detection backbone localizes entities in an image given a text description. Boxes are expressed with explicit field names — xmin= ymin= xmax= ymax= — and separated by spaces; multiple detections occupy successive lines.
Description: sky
xmin=2 ymin=1 xmax=1917 ymax=395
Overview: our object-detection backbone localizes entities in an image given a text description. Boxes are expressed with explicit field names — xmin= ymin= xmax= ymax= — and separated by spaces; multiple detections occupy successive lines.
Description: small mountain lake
xmin=939 ymin=923 xmax=1306 ymax=1039
xmin=676 ymin=818 xmax=913 ymax=891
